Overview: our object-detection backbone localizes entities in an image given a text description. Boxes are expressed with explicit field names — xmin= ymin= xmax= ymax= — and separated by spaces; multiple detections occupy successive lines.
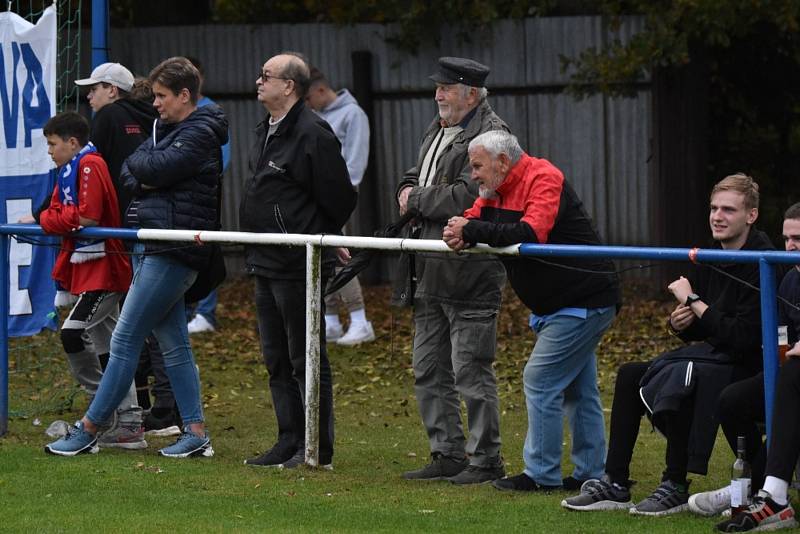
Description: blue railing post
xmin=0 ymin=233 xmax=9 ymax=437
xmin=91 ymin=0 xmax=109 ymax=68
xmin=759 ymin=258 xmax=779 ymax=447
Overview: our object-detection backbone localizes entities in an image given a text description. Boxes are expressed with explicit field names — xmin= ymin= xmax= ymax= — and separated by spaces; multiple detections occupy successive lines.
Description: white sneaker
xmin=187 ymin=314 xmax=215 ymax=334
xmin=688 ymin=484 xmax=731 ymax=516
xmin=336 ymin=321 xmax=375 ymax=346
xmin=326 ymin=323 xmax=343 ymax=342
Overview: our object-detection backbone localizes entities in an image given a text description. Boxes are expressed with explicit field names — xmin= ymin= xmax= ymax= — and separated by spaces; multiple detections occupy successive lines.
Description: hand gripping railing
xmin=0 ymin=224 xmax=796 ymax=461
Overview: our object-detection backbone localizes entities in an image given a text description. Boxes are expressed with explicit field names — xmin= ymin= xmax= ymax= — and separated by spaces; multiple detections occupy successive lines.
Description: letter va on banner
xmin=0 ymin=5 xmax=58 ymax=336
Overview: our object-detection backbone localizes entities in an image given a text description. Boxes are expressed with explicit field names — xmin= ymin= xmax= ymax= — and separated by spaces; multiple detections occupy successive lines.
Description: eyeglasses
xmin=259 ymin=70 xmax=291 ymax=83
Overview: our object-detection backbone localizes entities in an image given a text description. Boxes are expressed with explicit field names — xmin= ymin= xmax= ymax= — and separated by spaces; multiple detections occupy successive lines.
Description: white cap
xmin=74 ymin=63 xmax=134 ymax=92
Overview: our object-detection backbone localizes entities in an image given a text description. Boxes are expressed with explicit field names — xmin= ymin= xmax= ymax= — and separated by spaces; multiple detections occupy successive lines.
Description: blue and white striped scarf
xmin=57 ymin=142 xmax=105 ymax=263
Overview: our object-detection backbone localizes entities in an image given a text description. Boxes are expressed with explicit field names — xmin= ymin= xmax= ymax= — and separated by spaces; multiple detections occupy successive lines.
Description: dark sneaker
xmin=561 ymin=476 xmax=633 ymax=511
xmin=244 ymin=445 xmax=296 ymax=467
xmin=563 ymin=476 xmax=589 ymax=491
xmin=98 ymin=424 xmax=148 ymax=450
xmin=492 ymin=472 xmax=561 ymax=492
xmin=447 ymin=464 xmax=505 ymax=485
xmin=44 ymin=421 xmax=99 ymax=457
xmin=630 ymin=480 xmax=690 ymax=516
xmin=158 ymin=426 xmax=213 ymax=458
xmin=279 ymin=449 xmax=333 ymax=470
xmin=403 ymin=453 xmax=468 ymax=480
xmin=144 ymin=407 xmax=182 ymax=437
xmin=716 ymin=491 xmax=798 ymax=532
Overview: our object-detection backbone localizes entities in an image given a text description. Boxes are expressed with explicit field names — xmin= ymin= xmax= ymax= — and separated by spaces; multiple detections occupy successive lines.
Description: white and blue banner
xmin=0 ymin=5 xmax=58 ymax=336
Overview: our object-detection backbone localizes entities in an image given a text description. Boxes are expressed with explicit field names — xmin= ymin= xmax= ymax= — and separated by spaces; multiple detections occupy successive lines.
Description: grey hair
xmin=458 ymin=84 xmax=489 ymax=102
xmin=468 ymin=130 xmax=523 ymax=164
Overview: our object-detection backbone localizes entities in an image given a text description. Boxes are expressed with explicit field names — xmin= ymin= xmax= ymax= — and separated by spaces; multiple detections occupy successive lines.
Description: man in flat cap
xmin=394 ymin=56 xmax=509 ymax=485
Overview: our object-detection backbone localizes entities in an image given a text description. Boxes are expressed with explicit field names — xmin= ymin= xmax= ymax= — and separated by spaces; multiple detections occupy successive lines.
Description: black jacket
xmin=239 ymin=99 xmax=356 ymax=279
xmin=91 ymin=98 xmax=158 ymax=219
xmin=779 ymin=268 xmax=800 ymax=345
xmin=121 ymin=104 xmax=228 ymax=271
xmin=676 ymin=227 xmax=775 ymax=372
xmin=639 ymin=226 xmax=775 ymax=474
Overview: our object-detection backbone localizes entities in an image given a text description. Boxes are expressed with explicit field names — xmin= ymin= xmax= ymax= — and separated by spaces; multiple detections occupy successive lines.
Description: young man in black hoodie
xmin=562 ymin=173 xmax=775 ymax=516
xmin=75 ymin=62 xmax=158 ymax=220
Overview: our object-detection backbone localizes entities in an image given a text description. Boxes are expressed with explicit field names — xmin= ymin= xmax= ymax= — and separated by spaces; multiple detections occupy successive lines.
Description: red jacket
xmin=462 ymin=153 xmax=619 ymax=315
xmin=40 ymin=152 xmax=131 ymax=294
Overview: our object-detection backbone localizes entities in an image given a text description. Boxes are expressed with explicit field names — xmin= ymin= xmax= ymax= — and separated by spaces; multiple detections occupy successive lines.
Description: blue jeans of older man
xmin=522 ymin=306 xmax=615 ymax=486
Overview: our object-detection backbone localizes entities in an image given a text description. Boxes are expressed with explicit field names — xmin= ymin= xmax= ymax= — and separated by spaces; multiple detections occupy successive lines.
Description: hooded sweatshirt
xmin=91 ymin=98 xmax=158 ymax=219
xmin=317 ymin=89 xmax=370 ymax=187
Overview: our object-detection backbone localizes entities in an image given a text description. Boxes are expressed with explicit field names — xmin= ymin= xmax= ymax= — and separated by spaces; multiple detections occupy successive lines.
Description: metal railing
xmin=0 ymin=224 xmax=796 ymax=462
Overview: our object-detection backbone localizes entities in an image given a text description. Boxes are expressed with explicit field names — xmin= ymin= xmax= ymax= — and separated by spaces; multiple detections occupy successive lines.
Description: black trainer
xmin=403 ymin=452 xmax=468 ymax=480
xmin=144 ymin=406 xmax=182 ymax=437
xmin=563 ymin=476 xmax=589 ymax=491
xmin=630 ymin=480 xmax=690 ymax=516
xmin=447 ymin=464 xmax=506 ymax=485
xmin=279 ymin=449 xmax=333 ymax=470
xmin=561 ymin=476 xmax=633 ymax=511
xmin=244 ymin=445 xmax=296 ymax=467
xmin=492 ymin=472 xmax=561 ymax=492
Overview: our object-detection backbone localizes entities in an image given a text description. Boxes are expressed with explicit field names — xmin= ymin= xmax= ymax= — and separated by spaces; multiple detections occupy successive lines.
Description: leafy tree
xmin=564 ymin=1 xmax=800 ymax=236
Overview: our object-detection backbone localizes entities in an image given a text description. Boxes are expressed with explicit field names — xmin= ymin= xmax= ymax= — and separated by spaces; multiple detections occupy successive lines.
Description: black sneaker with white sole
xmin=561 ymin=476 xmax=633 ymax=511
xmin=630 ymin=480 xmax=690 ymax=516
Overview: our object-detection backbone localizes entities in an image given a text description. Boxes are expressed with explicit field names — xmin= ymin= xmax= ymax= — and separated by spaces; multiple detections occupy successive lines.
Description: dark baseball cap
xmin=429 ymin=56 xmax=490 ymax=87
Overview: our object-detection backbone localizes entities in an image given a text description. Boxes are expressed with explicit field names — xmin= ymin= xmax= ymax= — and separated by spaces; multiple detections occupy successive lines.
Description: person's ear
xmin=497 ymin=153 xmax=512 ymax=174
xmin=747 ymin=207 xmax=758 ymax=225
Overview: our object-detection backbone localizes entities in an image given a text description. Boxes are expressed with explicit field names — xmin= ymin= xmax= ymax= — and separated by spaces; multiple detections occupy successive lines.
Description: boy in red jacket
xmin=35 ymin=111 xmax=142 ymax=450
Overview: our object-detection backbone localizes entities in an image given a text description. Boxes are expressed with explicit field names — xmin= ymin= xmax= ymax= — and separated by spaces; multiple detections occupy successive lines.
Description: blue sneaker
xmin=158 ymin=426 xmax=214 ymax=458
xmin=44 ymin=420 xmax=99 ymax=456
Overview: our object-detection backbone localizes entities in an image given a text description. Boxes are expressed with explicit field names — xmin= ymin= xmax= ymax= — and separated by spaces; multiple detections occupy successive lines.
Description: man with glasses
xmin=240 ymin=52 xmax=356 ymax=469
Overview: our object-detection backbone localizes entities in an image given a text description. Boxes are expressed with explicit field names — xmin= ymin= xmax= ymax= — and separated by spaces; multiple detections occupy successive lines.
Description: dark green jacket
xmin=391 ymin=99 xmax=508 ymax=308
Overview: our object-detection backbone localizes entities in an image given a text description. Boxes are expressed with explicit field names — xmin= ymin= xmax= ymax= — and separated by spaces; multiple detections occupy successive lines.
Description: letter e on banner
xmin=6 ymin=198 xmax=32 ymax=315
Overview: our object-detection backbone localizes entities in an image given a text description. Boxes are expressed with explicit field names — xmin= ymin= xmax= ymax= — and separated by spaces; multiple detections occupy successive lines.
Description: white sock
xmin=763 ymin=476 xmax=790 ymax=505
xmin=349 ymin=308 xmax=368 ymax=325
xmin=326 ymin=314 xmax=342 ymax=329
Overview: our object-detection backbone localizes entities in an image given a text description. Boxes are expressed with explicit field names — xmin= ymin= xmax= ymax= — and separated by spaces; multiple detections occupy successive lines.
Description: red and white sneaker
xmin=716 ymin=490 xmax=797 ymax=532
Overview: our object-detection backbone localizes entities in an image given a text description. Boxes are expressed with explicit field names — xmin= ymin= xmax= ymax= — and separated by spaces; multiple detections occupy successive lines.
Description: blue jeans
xmin=86 ymin=244 xmax=204 ymax=426
xmin=187 ymin=290 xmax=217 ymax=326
xmin=522 ymin=306 xmax=615 ymax=486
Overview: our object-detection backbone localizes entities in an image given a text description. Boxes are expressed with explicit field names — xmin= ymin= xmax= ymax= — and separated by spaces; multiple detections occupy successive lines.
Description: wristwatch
xmin=685 ymin=293 xmax=701 ymax=306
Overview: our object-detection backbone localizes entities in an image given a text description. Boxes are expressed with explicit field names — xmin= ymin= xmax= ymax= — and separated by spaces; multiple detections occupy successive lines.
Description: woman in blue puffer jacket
xmin=45 ymin=56 xmax=228 ymax=458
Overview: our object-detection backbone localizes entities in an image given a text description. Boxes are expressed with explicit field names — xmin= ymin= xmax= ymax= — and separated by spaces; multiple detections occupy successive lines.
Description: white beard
xmin=478 ymin=186 xmax=498 ymax=200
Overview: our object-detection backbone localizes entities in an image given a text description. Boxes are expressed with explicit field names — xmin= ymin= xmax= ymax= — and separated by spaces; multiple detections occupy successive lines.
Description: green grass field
xmin=0 ymin=280 xmax=754 ymax=532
